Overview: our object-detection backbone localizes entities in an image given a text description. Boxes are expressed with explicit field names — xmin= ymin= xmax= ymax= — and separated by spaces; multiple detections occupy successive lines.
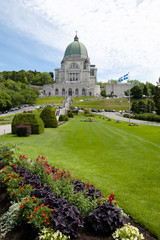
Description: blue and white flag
xmin=118 ymin=73 xmax=129 ymax=82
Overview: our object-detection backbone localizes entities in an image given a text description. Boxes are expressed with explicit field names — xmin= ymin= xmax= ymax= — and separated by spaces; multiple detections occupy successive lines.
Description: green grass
xmin=35 ymin=96 xmax=64 ymax=106
xmin=0 ymin=115 xmax=14 ymax=125
xmin=0 ymin=116 xmax=160 ymax=238
xmin=72 ymin=98 xmax=130 ymax=111
xmin=72 ymin=97 xmax=153 ymax=111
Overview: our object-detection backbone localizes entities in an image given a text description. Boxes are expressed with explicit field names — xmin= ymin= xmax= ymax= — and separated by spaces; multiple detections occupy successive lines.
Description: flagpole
xmin=128 ymin=72 xmax=131 ymax=123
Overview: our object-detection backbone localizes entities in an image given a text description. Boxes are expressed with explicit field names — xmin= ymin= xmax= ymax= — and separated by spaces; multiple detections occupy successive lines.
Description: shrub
xmin=134 ymin=113 xmax=160 ymax=122
xmin=39 ymin=228 xmax=70 ymax=240
xmin=16 ymin=125 xmax=31 ymax=137
xmin=0 ymin=145 xmax=14 ymax=163
xmin=12 ymin=113 xmax=44 ymax=134
xmin=112 ymin=223 xmax=144 ymax=240
xmin=59 ymin=115 xmax=69 ymax=121
xmin=72 ymin=109 xmax=78 ymax=115
xmin=129 ymin=123 xmax=139 ymax=126
xmin=64 ymin=115 xmax=69 ymax=121
xmin=73 ymin=179 xmax=103 ymax=200
xmin=88 ymin=202 xmax=124 ymax=235
xmin=84 ymin=108 xmax=91 ymax=115
xmin=59 ymin=115 xmax=65 ymax=121
xmin=1 ymin=202 xmax=21 ymax=238
xmin=13 ymin=166 xmax=42 ymax=188
xmin=31 ymin=191 xmax=84 ymax=238
xmin=40 ymin=106 xmax=58 ymax=128
xmin=67 ymin=112 xmax=74 ymax=118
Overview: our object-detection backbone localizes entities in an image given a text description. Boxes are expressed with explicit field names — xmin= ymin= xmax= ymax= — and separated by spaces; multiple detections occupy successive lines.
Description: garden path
xmin=0 ymin=124 xmax=11 ymax=135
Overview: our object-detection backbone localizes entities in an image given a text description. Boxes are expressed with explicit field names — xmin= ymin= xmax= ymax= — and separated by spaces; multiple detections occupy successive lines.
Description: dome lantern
xmin=64 ymin=34 xmax=88 ymax=57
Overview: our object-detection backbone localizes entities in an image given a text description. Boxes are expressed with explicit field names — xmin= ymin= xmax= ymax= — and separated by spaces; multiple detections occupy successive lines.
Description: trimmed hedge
xmin=59 ymin=115 xmax=69 ymax=121
xmin=12 ymin=113 xmax=44 ymax=134
xmin=59 ymin=115 xmax=65 ymax=121
xmin=67 ymin=112 xmax=74 ymax=118
xmin=16 ymin=125 xmax=31 ymax=137
xmin=123 ymin=113 xmax=160 ymax=122
xmin=40 ymin=106 xmax=58 ymax=128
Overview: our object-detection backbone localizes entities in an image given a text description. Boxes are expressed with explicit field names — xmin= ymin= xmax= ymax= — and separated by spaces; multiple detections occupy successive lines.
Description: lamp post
xmin=128 ymin=73 xmax=131 ymax=123
xmin=129 ymin=84 xmax=131 ymax=123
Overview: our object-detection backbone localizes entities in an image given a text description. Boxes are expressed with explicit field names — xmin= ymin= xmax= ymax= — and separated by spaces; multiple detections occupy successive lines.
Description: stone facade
xmin=105 ymin=83 xmax=135 ymax=98
xmin=42 ymin=34 xmax=100 ymax=97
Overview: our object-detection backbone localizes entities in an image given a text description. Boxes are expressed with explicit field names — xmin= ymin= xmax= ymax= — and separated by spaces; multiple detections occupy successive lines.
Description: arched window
xmin=75 ymin=88 xmax=79 ymax=96
xmin=55 ymin=88 xmax=59 ymax=95
xmin=68 ymin=88 xmax=72 ymax=96
xmin=82 ymin=88 xmax=86 ymax=96
xmin=62 ymin=88 xmax=65 ymax=95
xmin=70 ymin=63 xmax=79 ymax=69
xmin=49 ymin=92 xmax=51 ymax=96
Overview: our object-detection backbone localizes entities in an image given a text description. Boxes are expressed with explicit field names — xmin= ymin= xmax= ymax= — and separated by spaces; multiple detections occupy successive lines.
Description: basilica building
xmin=42 ymin=34 xmax=100 ymax=97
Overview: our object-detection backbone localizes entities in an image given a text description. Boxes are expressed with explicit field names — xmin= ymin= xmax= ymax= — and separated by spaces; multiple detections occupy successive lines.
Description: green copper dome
xmin=64 ymin=35 xmax=88 ymax=57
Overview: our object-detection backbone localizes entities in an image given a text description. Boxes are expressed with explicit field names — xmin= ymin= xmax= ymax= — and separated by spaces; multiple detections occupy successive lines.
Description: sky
xmin=0 ymin=0 xmax=160 ymax=85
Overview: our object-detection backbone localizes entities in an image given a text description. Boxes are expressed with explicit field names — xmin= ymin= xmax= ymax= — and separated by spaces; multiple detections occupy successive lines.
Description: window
xmin=70 ymin=63 xmax=79 ymax=69
xmin=55 ymin=88 xmax=59 ymax=95
xmin=82 ymin=88 xmax=86 ymax=96
xmin=90 ymin=69 xmax=94 ymax=76
xmin=62 ymin=88 xmax=65 ymax=95
xmin=75 ymin=88 xmax=79 ymax=95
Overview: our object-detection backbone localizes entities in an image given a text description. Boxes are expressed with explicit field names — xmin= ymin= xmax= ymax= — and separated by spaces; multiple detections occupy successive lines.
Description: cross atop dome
xmin=74 ymin=31 xmax=79 ymax=41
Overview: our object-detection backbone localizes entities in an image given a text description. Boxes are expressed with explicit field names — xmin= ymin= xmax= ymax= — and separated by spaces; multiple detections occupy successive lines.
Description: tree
xmin=131 ymin=100 xmax=147 ymax=114
xmin=146 ymin=82 xmax=156 ymax=96
xmin=147 ymin=100 xmax=155 ymax=113
xmin=130 ymin=85 xmax=143 ymax=99
xmin=97 ymin=82 xmax=107 ymax=88
xmin=101 ymin=90 xmax=107 ymax=97
xmin=21 ymin=89 xmax=37 ymax=105
xmin=143 ymin=85 xmax=149 ymax=96
xmin=131 ymin=101 xmax=139 ymax=113
xmin=153 ymin=86 xmax=160 ymax=115
xmin=49 ymin=72 xmax=54 ymax=79
xmin=138 ymin=100 xmax=147 ymax=113
xmin=124 ymin=89 xmax=129 ymax=96
xmin=5 ymin=90 xmax=25 ymax=107
xmin=40 ymin=107 xmax=58 ymax=128
xmin=0 ymin=91 xmax=12 ymax=111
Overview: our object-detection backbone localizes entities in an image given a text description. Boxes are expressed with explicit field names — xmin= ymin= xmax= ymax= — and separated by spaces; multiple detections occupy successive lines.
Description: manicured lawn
xmin=72 ymin=97 xmax=153 ymax=111
xmin=35 ymin=96 xmax=64 ymax=106
xmin=0 ymin=116 xmax=160 ymax=238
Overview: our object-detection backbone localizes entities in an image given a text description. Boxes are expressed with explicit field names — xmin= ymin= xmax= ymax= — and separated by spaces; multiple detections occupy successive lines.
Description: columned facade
xmin=42 ymin=34 xmax=100 ymax=97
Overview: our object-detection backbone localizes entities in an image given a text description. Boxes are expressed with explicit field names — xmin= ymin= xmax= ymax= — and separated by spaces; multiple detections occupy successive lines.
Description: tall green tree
xmin=101 ymin=90 xmax=107 ymax=97
xmin=130 ymin=85 xmax=143 ymax=99
xmin=143 ymin=84 xmax=149 ymax=96
xmin=153 ymin=86 xmax=160 ymax=115
xmin=0 ymin=91 xmax=12 ymax=111
xmin=131 ymin=101 xmax=139 ymax=113
xmin=147 ymin=100 xmax=155 ymax=113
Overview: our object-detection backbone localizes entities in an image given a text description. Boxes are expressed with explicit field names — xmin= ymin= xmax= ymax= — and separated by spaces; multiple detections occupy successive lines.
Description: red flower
xmin=14 ymin=192 xmax=17 ymax=195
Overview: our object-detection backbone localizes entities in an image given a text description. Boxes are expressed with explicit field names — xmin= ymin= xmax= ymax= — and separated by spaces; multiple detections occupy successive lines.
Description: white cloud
xmin=0 ymin=0 xmax=160 ymax=84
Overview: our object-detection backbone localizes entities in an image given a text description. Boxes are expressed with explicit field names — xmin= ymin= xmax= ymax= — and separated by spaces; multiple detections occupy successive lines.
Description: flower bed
xmin=0 ymin=145 xmax=145 ymax=240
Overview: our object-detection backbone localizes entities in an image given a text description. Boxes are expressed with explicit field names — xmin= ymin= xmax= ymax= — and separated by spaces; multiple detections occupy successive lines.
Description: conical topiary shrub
xmin=40 ymin=107 xmax=58 ymax=128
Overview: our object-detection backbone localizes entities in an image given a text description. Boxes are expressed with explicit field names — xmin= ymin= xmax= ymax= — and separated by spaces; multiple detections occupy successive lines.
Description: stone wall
xmin=105 ymin=83 xmax=135 ymax=97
